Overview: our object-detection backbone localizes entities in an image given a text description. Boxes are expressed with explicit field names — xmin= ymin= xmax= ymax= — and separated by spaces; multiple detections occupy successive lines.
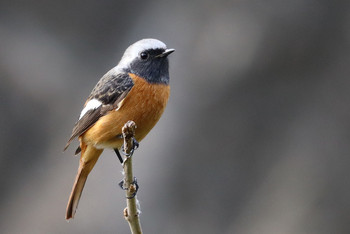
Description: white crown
xmin=116 ymin=38 xmax=167 ymax=70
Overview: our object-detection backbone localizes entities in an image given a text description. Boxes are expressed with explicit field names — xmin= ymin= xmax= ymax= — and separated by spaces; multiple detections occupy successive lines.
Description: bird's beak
xmin=156 ymin=48 xmax=175 ymax=58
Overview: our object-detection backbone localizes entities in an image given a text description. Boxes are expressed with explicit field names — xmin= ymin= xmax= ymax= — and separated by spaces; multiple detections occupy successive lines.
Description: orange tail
xmin=66 ymin=144 xmax=103 ymax=220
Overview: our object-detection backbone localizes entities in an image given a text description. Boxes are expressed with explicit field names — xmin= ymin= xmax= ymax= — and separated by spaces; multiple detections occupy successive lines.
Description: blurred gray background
xmin=1 ymin=1 xmax=350 ymax=233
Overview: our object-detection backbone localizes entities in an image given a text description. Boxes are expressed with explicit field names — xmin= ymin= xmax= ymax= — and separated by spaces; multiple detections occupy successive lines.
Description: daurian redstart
xmin=64 ymin=38 xmax=174 ymax=219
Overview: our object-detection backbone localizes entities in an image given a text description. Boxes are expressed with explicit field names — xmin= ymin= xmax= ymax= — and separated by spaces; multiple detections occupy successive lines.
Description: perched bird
xmin=64 ymin=38 xmax=174 ymax=220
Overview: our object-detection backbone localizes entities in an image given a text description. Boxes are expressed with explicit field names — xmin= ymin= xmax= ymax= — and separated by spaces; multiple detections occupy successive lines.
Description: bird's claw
xmin=118 ymin=177 xmax=139 ymax=199
xmin=121 ymin=138 xmax=139 ymax=157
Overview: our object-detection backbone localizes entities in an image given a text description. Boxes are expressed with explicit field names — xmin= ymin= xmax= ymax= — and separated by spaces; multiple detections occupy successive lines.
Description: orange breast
xmin=81 ymin=74 xmax=170 ymax=149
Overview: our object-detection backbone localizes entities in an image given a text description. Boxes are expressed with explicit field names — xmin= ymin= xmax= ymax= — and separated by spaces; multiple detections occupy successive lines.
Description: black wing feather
xmin=64 ymin=72 xmax=134 ymax=151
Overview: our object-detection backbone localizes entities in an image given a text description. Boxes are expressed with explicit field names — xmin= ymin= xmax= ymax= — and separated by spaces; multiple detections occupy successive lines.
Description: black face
xmin=126 ymin=49 xmax=170 ymax=85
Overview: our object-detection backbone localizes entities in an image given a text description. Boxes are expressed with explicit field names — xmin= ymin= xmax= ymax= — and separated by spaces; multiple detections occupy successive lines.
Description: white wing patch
xmin=79 ymin=99 xmax=102 ymax=119
xmin=115 ymin=98 xmax=125 ymax=111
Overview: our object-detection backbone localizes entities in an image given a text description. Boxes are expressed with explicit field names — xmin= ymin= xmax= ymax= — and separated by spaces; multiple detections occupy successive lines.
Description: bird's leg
xmin=114 ymin=148 xmax=123 ymax=164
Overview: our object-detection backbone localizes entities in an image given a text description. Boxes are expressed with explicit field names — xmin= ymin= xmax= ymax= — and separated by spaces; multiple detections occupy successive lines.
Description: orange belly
xmin=81 ymin=73 xmax=170 ymax=149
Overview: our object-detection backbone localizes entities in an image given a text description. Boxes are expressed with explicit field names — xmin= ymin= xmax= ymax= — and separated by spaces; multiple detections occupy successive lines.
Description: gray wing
xmin=64 ymin=72 xmax=134 ymax=151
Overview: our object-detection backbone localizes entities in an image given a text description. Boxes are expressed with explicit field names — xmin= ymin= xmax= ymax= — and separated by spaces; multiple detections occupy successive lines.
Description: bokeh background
xmin=1 ymin=1 xmax=350 ymax=233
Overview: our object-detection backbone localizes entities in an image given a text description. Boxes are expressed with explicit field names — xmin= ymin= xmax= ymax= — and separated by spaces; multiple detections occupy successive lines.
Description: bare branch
xmin=121 ymin=121 xmax=142 ymax=234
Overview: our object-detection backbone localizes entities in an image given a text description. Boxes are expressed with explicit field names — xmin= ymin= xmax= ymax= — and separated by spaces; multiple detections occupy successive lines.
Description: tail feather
xmin=66 ymin=144 xmax=103 ymax=220
xmin=65 ymin=165 xmax=88 ymax=219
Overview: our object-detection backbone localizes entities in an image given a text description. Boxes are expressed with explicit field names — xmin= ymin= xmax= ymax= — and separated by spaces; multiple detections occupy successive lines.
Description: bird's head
xmin=117 ymin=38 xmax=175 ymax=84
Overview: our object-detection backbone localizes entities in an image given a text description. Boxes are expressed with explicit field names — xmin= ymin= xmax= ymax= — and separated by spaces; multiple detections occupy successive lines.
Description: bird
xmin=64 ymin=38 xmax=174 ymax=220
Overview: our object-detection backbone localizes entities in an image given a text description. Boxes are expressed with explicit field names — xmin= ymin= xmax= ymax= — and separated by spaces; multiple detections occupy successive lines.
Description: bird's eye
xmin=140 ymin=52 xmax=149 ymax=60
